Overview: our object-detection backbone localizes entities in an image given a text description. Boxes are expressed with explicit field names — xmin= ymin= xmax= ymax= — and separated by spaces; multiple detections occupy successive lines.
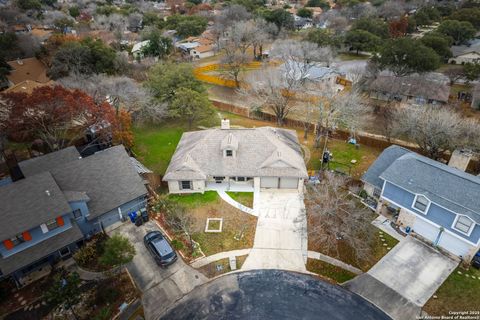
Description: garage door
xmin=261 ymin=177 xmax=278 ymax=188
xmin=437 ymin=232 xmax=472 ymax=258
xmin=413 ymin=218 xmax=440 ymax=243
xmin=279 ymin=178 xmax=298 ymax=189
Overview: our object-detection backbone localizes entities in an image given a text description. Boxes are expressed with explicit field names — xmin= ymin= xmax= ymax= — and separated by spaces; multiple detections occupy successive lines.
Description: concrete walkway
xmin=217 ymin=191 xmax=257 ymax=216
xmin=307 ymin=251 xmax=363 ymax=275
xmin=191 ymin=249 xmax=252 ymax=268
xmin=371 ymin=216 xmax=406 ymax=242
xmin=242 ymin=191 xmax=308 ymax=272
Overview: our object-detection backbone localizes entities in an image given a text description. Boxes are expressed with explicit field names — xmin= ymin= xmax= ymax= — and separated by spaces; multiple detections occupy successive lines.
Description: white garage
xmin=437 ymin=232 xmax=472 ymax=258
xmin=260 ymin=177 xmax=299 ymax=189
xmin=413 ymin=218 xmax=440 ymax=243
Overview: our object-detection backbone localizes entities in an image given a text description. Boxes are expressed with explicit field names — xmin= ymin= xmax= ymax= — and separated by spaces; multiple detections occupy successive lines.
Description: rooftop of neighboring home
xmin=6 ymin=57 xmax=50 ymax=86
xmin=17 ymin=145 xmax=148 ymax=219
xmin=369 ymin=73 xmax=451 ymax=103
xmin=363 ymin=145 xmax=480 ymax=224
xmin=279 ymin=62 xmax=343 ymax=82
xmin=451 ymin=38 xmax=480 ymax=57
xmin=163 ymin=126 xmax=308 ymax=181
xmin=3 ymin=80 xmax=55 ymax=94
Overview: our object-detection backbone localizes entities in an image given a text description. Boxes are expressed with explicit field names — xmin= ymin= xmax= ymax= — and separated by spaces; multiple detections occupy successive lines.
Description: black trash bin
xmin=141 ymin=209 xmax=149 ymax=222
xmin=134 ymin=215 xmax=143 ymax=227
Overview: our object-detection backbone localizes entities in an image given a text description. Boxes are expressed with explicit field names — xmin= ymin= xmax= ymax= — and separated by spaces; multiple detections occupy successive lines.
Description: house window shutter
xmin=3 ymin=240 xmax=14 ymax=250
xmin=56 ymin=216 xmax=65 ymax=227
xmin=22 ymin=231 xmax=32 ymax=241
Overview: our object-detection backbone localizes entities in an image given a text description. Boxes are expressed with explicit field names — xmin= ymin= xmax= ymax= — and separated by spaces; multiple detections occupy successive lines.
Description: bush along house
xmin=362 ymin=145 xmax=480 ymax=263
xmin=0 ymin=145 xmax=148 ymax=286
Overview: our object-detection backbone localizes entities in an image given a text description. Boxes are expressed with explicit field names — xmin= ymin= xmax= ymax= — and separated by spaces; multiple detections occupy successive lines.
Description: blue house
xmin=0 ymin=145 xmax=148 ymax=286
xmin=363 ymin=145 xmax=480 ymax=262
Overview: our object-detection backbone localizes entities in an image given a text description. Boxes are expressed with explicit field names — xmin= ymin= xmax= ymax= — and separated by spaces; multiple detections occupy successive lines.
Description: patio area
xmin=206 ymin=180 xmax=254 ymax=192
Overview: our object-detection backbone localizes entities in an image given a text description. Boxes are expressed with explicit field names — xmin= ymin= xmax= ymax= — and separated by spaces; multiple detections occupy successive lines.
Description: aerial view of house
xmin=1 ymin=0 xmax=480 ymax=319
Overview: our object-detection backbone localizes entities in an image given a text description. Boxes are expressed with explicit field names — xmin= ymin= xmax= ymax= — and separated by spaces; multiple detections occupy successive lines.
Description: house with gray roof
xmin=363 ymin=145 xmax=480 ymax=262
xmin=163 ymin=120 xmax=308 ymax=194
xmin=0 ymin=145 xmax=148 ymax=286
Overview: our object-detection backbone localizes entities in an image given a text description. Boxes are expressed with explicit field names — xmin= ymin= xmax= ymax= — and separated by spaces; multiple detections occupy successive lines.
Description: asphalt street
xmin=161 ymin=269 xmax=392 ymax=320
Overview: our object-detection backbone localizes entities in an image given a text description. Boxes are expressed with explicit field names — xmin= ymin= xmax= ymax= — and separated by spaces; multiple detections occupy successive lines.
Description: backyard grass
xmin=423 ymin=267 xmax=480 ymax=316
xmin=225 ymin=192 xmax=254 ymax=208
xmin=306 ymin=259 xmax=357 ymax=284
xmin=197 ymin=255 xmax=248 ymax=278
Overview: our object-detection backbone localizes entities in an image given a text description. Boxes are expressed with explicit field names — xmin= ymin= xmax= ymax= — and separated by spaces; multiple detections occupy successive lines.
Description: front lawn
xmin=306 ymin=258 xmax=357 ymax=284
xmin=423 ymin=267 xmax=480 ymax=316
xmin=225 ymin=192 xmax=254 ymax=208
xmin=168 ymin=191 xmax=219 ymax=207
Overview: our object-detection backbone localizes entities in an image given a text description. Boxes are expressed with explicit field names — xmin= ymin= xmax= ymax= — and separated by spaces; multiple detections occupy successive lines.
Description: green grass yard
xmin=168 ymin=191 xmax=219 ymax=207
xmin=423 ymin=267 xmax=480 ymax=316
xmin=306 ymin=258 xmax=357 ymax=284
xmin=225 ymin=192 xmax=254 ymax=208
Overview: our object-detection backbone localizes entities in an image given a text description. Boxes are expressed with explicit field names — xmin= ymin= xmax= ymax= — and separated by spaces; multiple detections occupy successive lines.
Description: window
xmin=180 ymin=181 xmax=192 ymax=190
xmin=10 ymin=234 xmax=25 ymax=246
xmin=58 ymin=247 xmax=71 ymax=257
xmin=373 ymin=188 xmax=381 ymax=198
xmin=413 ymin=195 xmax=429 ymax=212
xmin=454 ymin=216 xmax=473 ymax=234
xmin=72 ymin=209 xmax=82 ymax=219
xmin=236 ymin=177 xmax=246 ymax=182
xmin=226 ymin=150 xmax=233 ymax=157
xmin=45 ymin=219 xmax=59 ymax=231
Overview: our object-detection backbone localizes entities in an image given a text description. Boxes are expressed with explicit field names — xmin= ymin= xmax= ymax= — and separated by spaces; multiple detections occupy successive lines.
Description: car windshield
xmin=163 ymin=251 xmax=175 ymax=259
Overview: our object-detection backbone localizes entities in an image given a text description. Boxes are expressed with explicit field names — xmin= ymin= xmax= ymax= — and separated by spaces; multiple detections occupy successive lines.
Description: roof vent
xmin=221 ymin=118 xmax=230 ymax=130
xmin=45 ymin=190 xmax=51 ymax=196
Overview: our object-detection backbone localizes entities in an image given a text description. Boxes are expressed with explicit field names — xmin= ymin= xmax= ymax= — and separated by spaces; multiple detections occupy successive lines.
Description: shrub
xmin=171 ymin=239 xmax=185 ymax=250
xmin=73 ymin=244 xmax=96 ymax=267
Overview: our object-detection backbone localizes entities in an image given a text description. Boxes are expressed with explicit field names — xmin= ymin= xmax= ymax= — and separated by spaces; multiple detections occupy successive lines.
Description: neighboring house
xmin=368 ymin=74 xmax=450 ymax=105
xmin=279 ymin=62 xmax=344 ymax=92
xmin=163 ymin=120 xmax=308 ymax=194
xmin=293 ymin=15 xmax=313 ymax=30
xmin=450 ymin=39 xmax=480 ymax=64
xmin=5 ymin=58 xmax=50 ymax=88
xmin=0 ymin=145 xmax=148 ymax=286
xmin=363 ymin=145 xmax=480 ymax=262
xmin=190 ymin=45 xmax=215 ymax=60
xmin=131 ymin=40 xmax=150 ymax=59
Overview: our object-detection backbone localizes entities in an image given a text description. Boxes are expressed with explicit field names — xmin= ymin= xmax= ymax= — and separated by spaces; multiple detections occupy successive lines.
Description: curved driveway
xmin=160 ymin=270 xmax=391 ymax=320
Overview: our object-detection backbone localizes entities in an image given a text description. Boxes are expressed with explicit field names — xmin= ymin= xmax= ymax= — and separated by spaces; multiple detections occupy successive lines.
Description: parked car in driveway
xmin=143 ymin=231 xmax=178 ymax=267
xmin=472 ymin=252 xmax=480 ymax=269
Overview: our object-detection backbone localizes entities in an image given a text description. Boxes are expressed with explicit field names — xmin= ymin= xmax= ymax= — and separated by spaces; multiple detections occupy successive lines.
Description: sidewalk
xmin=217 ymin=190 xmax=257 ymax=216
xmin=191 ymin=249 xmax=252 ymax=268
xmin=371 ymin=216 xmax=406 ymax=242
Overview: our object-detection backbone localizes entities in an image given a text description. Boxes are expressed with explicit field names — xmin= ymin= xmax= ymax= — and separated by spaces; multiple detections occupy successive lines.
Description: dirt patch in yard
xmin=197 ymin=255 xmax=248 ymax=278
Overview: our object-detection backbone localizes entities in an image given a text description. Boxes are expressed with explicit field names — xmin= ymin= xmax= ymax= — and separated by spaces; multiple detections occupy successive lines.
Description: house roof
xmin=369 ymin=74 xmax=451 ymax=103
xmin=132 ymin=40 xmax=150 ymax=53
xmin=451 ymin=39 xmax=480 ymax=57
xmin=279 ymin=62 xmax=342 ymax=82
xmin=361 ymin=145 xmax=411 ymax=189
xmin=369 ymin=145 xmax=480 ymax=224
xmin=6 ymin=58 xmax=49 ymax=85
xmin=164 ymin=127 xmax=308 ymax=181
xmin=3 ymin=80 xmax=55 ymax=94
xmin=0 ymin=223 xmax=83 ymax=275
xmin=194 ymin=45 xmax=213 ymax=53
xmin=19 ymin=146 xmax=81 ymax=177
xmin=0 ymin=172 xmax=72 ymax=240
xmin=18 ymin=145 xmax=148 ymax=220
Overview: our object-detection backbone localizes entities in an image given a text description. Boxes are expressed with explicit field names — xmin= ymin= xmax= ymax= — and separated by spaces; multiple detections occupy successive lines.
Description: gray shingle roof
xmin=0 ymin=222 xmax=83 ymax=275
xmin=0 ymin=172 xmax=72 ymax=239
xmin=19 ymin=146 xmax=80 ymax=177
xmin=164 ymin=127 xmax=308 ymax=181
xmin=375 ymin=146 xmax=480 ymax=223
xmin=48 ymin=145 xmax=148 ymax=219
xmin=362 ymin=145 xmax=412 ymax=189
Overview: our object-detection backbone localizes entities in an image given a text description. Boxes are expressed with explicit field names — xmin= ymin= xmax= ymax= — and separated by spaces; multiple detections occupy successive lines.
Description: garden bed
xmin=73 ymin=234 xmax=111 ymax=272
xmin=306 ymin=259 xmax=357 ymax=284
xmin=197 ymin=255 xmax=248 ymax=278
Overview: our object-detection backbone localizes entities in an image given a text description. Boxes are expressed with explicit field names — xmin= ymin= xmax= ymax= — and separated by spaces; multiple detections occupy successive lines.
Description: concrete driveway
xmin=109 ymin=221 xmax=207 ymax=320
xmin=344 ymin=237 xmax=457 ymax=320
xmin=242 ymin=191 xmax=307 ymax=272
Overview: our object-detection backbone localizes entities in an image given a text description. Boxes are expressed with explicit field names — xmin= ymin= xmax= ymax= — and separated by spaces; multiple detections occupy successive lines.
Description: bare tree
xmin=392 ymin=105 xmax=480 ymax=160
xmin=305 ymin=172 xmax=376 ymax=265
xmin=0 ymin=97 xmax=11 ymax=159
xmin=378 ymin=0 xmax=406 ymax=20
